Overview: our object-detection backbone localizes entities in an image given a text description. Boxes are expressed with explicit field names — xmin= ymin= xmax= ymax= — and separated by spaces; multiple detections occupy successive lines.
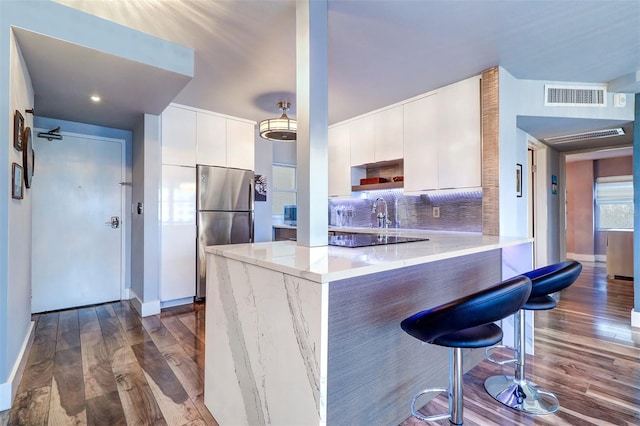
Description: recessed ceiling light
xmin=90 ymin=95 xmax=101 ymax=102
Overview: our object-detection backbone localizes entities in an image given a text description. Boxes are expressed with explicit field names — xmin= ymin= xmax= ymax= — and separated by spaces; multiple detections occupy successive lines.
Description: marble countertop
xmin=207 ymin=230 xmax=532 ymax=283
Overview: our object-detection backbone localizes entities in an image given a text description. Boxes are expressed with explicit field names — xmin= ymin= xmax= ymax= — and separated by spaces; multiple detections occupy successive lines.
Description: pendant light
xmin=259 ymin=101 xmax=297 ymax=141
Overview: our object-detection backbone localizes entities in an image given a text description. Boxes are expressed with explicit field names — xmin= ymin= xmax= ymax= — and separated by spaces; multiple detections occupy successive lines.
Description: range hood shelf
xmin=351 ymin=181 xmax=403 ymax=192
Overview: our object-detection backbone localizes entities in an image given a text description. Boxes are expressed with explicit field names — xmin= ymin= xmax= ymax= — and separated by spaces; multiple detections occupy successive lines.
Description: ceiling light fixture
xmin=259 ymin=101 xmax=297 ymax=142
xmin=90 ymin=95 xmax=101 ymax=102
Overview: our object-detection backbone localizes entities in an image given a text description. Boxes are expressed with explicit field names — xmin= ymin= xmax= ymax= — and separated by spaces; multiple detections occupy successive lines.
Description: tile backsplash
xmin=329 ymin=189 xmax=482 ymax=233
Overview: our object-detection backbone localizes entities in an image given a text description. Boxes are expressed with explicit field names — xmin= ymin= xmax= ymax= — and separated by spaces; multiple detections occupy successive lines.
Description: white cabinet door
xmin=160 ymin=164 xmax=196 ymax=301
xmin=403 ymin=94 xmax=439 ymax=192
xmin=350 ymin=115 xmax=375 ymax=166
xmin=162 ymin=105 xmax=196 ymax=166
xmin=197 ymin=112 xmax=226 ymax=166
xmin=437 ymin=76 xmax=481 ymax=189
xmin=374 ymin=105 xmax=403 ymax=162
xmin=328 ymin=123 xmax=352 ymax=197
xmin=226 ymin=119 xmax=255 ymax=170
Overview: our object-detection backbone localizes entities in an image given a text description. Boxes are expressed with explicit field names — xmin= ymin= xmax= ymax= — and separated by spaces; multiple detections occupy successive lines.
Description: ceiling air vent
xmin=544 ymin=128 xmax=624 ymax=145
xmin=544 ymin=84 xmax=607 ymax=107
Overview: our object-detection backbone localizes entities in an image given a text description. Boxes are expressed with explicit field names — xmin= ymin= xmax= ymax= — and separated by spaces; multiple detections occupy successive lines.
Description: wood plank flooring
xmin=0 ymin=262 xmax=638 ymax=425
xmin=401 ymin=262 xmax=640 ymax=425
xmin=1 ymin=301 xmax=215 ymax=426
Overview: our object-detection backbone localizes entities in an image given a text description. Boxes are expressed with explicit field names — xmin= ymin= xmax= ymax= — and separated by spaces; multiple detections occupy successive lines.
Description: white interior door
xmin=32 ymin=131 xmax=124 ymax=313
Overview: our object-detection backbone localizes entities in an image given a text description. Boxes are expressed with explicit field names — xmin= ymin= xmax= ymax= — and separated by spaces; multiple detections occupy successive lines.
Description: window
xmin=595 ymin=176 xmax=633 ymax=230
xmin=272 ymin=164 xmax=296 ymax=216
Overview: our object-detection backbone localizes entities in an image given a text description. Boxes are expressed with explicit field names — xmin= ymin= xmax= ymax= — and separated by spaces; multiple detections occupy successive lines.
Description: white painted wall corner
xmin=128 ymin=290 xmax=161 ymax=317
xmin=0 ymin=321 xmax=34 ymax=411
xmin=631 ymin=309 xmax=640 ymax=329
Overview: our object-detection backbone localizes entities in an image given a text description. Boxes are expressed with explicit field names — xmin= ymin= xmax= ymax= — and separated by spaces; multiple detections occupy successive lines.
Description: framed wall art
xmin=22 ymin=127 xmax=33 ymax=188
xmin=12 ymin=163 xmax=23 ymax=200
xmin=516 ymin=163 xmax=523 ymax=197
xmin=13 ymin=110 xmax=24 ymax=151
xmin=254 ymin=174 xmax=267 ymax=202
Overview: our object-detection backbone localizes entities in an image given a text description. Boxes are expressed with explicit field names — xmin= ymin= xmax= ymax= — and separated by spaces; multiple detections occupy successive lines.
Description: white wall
xmin=130 ymin=114 xmax=162 ymax=316
xmin=499 ymin=68 xmax=529 ymax=237
xmin=514 ymin=78 xmax=634 ymax=121
xmin=0 ymin=1 xmax=190 ymax=402
xmin=253 ymin=130 xmax=274 ymax=242
xmin=498 ymin=67 xmax=628 ymax=259
xmin=131 ymin=116 xmax=145 ymax=298
xmin=0 ymin=28 xmax=35 ymax=411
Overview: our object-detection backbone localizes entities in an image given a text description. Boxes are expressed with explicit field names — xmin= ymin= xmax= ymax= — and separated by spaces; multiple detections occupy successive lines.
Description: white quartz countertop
xmin=207 ymin=230 xmax=532 ymax=283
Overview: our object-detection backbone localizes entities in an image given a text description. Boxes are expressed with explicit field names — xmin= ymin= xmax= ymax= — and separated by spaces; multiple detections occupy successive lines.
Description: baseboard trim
xmin=594 ymin=254 xmax=607 ymax=263
xmin=160 ymin=297 xmax=194 ymax=309
xmin=128 ymin=289 xmax=160 ymax=317
xmin=631 ymin=309 xmax=640 ymax=329
xmin=0 ymin=321 xmax=35 ymax=411
xmin=566 ymin=253 xmax=597 ymax=262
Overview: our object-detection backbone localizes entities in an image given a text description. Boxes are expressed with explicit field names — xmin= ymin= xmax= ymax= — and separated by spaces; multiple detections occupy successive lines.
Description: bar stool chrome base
xmin=409 ymin=387 xmax=449 ymax=423
xmin=484 ymin=374 xmax=559 ymax=415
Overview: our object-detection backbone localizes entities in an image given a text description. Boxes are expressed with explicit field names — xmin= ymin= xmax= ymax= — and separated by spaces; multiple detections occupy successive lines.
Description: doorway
xmin=31 ymin=131 xmax=125 ymax=313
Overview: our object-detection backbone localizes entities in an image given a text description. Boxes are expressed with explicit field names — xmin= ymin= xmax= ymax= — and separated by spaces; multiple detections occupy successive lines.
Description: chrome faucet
xmin=372 ymin=197 xmax=391 ymax=228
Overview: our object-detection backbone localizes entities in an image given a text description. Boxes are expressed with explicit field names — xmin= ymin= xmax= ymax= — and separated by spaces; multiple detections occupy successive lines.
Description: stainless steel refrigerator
xmin=196 ymin=165 xmax=254 ymax=299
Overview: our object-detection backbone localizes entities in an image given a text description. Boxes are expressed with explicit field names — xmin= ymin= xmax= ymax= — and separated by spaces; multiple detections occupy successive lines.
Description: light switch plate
xmin=432 ymin=206 xmax=440 ymax=218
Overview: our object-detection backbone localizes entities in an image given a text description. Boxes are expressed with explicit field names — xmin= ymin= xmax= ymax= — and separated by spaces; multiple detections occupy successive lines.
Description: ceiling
xmin=20 ymin=0 xmax=640 ymax=154
xmin=12 ymin=27 xmax=192 ymax=130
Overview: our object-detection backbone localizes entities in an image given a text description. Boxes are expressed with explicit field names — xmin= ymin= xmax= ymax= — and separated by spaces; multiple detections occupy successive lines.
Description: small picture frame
xmin=254 ymin=174 xmax=267 ymax=202
xmin=516 ymin=163 xmax=523 ymax=197
xmin=12 ymin=163 xmax=23 ymax=200
xmin=13 ymin=110 xmax=24 ymax=151
xmin=22 ymin=127 xmax=33 ymax=189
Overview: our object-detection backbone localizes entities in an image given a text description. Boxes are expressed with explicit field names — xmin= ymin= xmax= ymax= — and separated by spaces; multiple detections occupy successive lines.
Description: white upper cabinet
xmin=196 ymin=112 xmax=226 ymax=167
xmin=349 ymin=115 xmax=375 ymax=166
xmin=374 ymin=105 xmax=404 ymax=162
xmin=437 ymin=75 xmax=481 ymax=189
xmin=226 ymin=119 xmax=255 ymax=171
xmin=328 ymin=123 xmax=352 ymax=197
xmin=403 ymin=94 xmax=439 ymax=192
xmin=161 ymin=104 xmax=255 ymax=170
xmin=162 ymin=105 xmax=196 ymax=166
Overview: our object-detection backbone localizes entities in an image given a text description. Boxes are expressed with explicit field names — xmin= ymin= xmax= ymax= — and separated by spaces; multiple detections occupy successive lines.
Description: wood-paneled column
xmin=482 ymin=66 xmax=500 ymax=236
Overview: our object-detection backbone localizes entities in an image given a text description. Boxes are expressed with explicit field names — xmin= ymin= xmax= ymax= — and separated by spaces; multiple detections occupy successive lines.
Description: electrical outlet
xmin=432 ymin=206 xmax=440 ymax=218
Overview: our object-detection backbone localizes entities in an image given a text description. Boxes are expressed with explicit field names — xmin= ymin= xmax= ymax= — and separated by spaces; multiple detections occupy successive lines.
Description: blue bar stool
xmin=401 ymin=276 xmax=532 ymax=425
xmin=484 ymin=260 xmax=582 ymax=415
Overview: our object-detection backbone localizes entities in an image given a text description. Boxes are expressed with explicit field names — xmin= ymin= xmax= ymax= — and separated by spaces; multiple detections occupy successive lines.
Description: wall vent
xmin=544 ymin=84 xmax=607 ymax=107
xmin=544 ymin=128 xmax=624 ymax=145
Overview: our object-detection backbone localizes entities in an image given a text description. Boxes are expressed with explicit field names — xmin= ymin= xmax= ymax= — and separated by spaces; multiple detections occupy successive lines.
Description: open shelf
xmin=351 ymin=181 xmax=403 ymax=192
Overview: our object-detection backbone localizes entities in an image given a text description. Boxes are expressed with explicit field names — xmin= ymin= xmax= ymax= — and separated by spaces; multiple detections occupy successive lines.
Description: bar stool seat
xmin=484 ymin=260 xmax=582 ymax=415
xmin=401 ymin=276 xmax=531 ymax=425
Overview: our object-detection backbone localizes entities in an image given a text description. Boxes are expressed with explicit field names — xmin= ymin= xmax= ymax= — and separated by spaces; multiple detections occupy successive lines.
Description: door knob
xmin=105 ymin=216 xmax=120 ymax=229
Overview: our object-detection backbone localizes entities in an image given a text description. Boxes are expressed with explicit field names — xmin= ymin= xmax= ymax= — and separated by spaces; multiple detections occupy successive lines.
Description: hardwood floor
xmin=1 ymin=301 xmax=216 ymax=426
xmin=401 ymin=262 xmax=640 ymax=425
xmin=0 ymin=262 xmax=638 ymax=425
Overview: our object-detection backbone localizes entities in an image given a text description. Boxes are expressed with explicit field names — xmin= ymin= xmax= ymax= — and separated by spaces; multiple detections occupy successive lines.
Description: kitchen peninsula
xmin=204 ymin=232 xmax=532 ymax=425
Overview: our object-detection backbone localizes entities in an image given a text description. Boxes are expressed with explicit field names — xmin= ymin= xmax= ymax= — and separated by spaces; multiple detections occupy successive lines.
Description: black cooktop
xmin=327 ymin=233 xmax=429 ymax=248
